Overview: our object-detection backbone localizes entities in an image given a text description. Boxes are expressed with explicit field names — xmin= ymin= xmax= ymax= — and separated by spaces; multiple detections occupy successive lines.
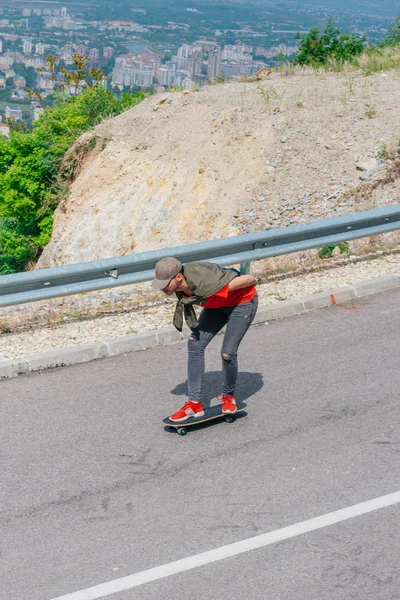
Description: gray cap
xmin=151 ymin=257 xmax=182 ymax=290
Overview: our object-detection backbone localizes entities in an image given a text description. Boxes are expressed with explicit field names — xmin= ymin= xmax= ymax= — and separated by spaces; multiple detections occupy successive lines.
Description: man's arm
xmin=227 ymin=274 xmax=257 ymax=291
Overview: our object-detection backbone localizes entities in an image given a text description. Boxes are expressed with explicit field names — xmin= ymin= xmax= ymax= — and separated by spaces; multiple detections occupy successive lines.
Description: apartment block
xmin=103 ymin=46 xmax=114 ymax=59
xmin=5 ymin=105 xmax=23 ymax=120
xmin=75 ymin=44 xmax=87 ymax=56
xmin=31 ymin=101 xmax=44 ymax=121
xmin=23 ymin=39 xmax=33 ymax=54
xmin=112 ymin=64 xmax=153 ymax=88
xmin=207 ymin=50 xmax=222 ymax=79
xmin=14 ymin=75 xmax=26 ymax=88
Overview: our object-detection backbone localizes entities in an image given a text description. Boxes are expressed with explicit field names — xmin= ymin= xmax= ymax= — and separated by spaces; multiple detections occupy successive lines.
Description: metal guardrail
xmin=0 ymin=205 xmax=399 ymax=308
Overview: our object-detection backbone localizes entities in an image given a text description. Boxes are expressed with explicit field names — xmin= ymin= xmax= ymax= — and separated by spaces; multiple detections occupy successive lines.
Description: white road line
xmin=50 ymin=489 xmax=400 ymax=600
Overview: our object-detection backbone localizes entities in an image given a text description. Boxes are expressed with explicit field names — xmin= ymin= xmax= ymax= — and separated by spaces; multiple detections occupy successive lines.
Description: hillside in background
xmin=38 ymin=66 xmax=400 ymax=268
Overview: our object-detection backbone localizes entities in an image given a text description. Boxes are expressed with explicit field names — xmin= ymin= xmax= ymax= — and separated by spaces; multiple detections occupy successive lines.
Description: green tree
xmin=294 ymin=26 xmax=326 ymax=66
xmin=294 ymin=16 xmax=366 ymax=67
xmin=381 ymin=15 xmax=400 ymax=47
xmin=0 ymin=59 xmax=148 ymax=274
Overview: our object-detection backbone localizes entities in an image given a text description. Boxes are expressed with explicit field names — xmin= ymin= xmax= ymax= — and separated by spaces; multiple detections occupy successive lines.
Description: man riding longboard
xmin=151 ymin=257 xmax=258 ymax=423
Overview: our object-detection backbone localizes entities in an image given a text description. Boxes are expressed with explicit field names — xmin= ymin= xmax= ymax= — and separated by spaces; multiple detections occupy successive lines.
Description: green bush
xmin=0 ymin=85 xmax=147 ymax=274
xmin=0 ymin=219 xmax=36 ymax=274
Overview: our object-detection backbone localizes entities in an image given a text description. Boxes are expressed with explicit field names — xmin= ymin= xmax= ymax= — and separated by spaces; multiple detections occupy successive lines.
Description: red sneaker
xmin=169 ymin=400 xmax=204 ymax=422
xmin=220 ymin=395 xmax=237 ymax=414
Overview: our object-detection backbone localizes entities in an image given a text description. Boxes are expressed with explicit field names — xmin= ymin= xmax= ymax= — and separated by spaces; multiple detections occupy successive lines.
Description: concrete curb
xmin=1 ymin=274 xmax=399 ymax=380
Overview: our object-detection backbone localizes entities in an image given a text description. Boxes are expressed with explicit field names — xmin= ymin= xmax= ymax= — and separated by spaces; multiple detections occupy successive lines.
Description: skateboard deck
xmin=163 ymin=401 xmax=247 ymax=435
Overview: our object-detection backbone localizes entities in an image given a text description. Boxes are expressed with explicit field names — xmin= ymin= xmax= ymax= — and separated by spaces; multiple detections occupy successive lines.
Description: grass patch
xmin=318 ymin=243 xmax=351 ymax=259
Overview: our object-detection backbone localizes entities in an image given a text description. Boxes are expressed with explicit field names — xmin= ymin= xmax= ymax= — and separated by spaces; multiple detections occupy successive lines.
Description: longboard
xmin=163 ymin=401 xmax=247 ymax=435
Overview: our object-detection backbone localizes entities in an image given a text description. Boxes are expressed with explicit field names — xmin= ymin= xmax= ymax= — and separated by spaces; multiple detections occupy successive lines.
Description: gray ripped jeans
xmin=187 ymin=294 xmax=258 ymax=402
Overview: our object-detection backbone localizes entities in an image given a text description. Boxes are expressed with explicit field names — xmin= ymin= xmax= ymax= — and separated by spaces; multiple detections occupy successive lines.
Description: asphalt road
xmin=1 ymin=287 xmax=400 ymax=600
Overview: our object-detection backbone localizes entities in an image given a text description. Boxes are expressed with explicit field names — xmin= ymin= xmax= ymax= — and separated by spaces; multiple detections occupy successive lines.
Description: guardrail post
xmin=240 ymin=261 xmax=251 ymax=275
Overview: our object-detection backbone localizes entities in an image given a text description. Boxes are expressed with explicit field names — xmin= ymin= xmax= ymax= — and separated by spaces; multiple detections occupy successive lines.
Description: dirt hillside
xmin=38 ymin=68 xmax=400 ymax=268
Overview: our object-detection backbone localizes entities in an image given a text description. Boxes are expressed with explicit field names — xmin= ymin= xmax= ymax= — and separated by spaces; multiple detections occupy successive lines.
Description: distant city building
xmin=222 ymin=44 xmax=252 ymax=61
xmin=207 ymin=50 xmax=222 ymax=79
xmin=193 ymin=40 xmax=219 ymax=52
xmin=64 ymin=20 xmax=77 ymax=31
xmin=10 ymin=51 xmax=24 ymax=65
xmin=107 ymin=20 xmax=149 ymax=33
xmin=30 ymin=101 xmax=44 ymax=121
xmin=157 ymin=66 xmax=172 ymax=87
xmin=24 ymin=55 xmax=45 ymax=68
xmin=33 ymin=8 xmax=42 ymax=16
xmin=13 ymin=88 xmax=28 ymax=99
xmin=255 ymin=43 xmax=297 ymax=59
xmin=172 ymin=69 xmax=190 ymax=87
xmin=36 ymin=42 xmax=45 ymax=55
xmin=45 ymin=15 xmax=77 ymax=30
xmin=147 ymin=58 xmax=162 ymax=79
xmin=177 ymin=43 xmax=202 ymax=59
xmin=0 ymin=75 xmax=5 ymax=89
xmin=112 ymin=62 xmax=153 ymax=89
xmin=14 ymin=75 xmax=26 ymax=88
xmin=22 ymin=8 xmax=32 ymax=17
xmin=183 ymin=77 xmax=194 ymax=90
xmin=0 ymin=122 xmax=10 ymax=138
xmin=23 ymin=39 xmax=33 ymax=55
xmin=5 ymin=105 xmax=22 ymax=121
xmin=89 ymin=48 xmax=99 ymax=61
xmin=59 ymin=53 xmax=74 ymax=65
xmin=222 ymin=61 xmax=263 ymax=77
xmin=75 ymin=44 xmax=87 ymax=56
xmin=36 ymin=72 xmax=55 ymax=90
xmin=175 ymin=56 xmax=200 ymax=79
xmin=103 ymin=46 xmax=114 ymax=59
xmin=0 ymin=39 xmax=3 ymax=53
xmin=112 ymin=53 xmax=158 ymax=88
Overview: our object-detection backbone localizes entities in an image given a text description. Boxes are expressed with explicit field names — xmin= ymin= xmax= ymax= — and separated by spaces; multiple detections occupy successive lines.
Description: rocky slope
xmin=38 ymin=68 xmax=400 ymax=268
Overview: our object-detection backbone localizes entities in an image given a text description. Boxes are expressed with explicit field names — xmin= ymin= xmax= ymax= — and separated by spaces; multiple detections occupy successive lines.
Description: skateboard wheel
xmin=177 ymin=428 xmax=187 ymax=436
xmin=225 ymin=415 xmax=235 ymax=423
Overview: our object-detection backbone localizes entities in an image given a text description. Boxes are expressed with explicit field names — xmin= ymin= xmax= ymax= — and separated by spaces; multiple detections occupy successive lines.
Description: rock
xmin=355 ymin=157 xmax=378 ymax=172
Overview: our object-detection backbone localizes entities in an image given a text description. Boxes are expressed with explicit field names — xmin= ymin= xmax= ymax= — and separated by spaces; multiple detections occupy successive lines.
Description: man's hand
xmin=227 ymin=274 xmax=257 ymax=291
